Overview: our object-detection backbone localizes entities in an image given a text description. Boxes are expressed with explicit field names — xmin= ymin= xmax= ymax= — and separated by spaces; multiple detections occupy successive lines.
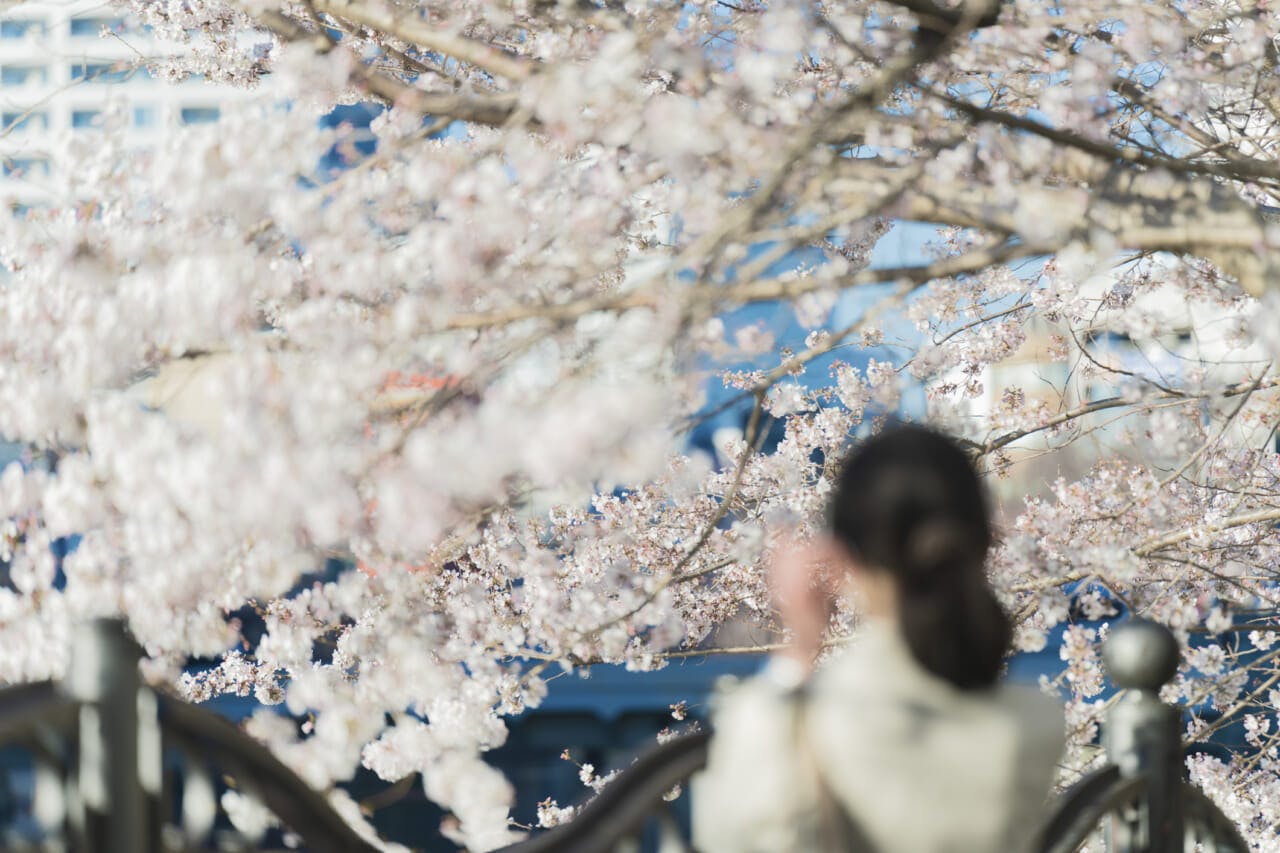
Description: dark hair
xmin=829 ymin=424 xmax=1011 ymax=690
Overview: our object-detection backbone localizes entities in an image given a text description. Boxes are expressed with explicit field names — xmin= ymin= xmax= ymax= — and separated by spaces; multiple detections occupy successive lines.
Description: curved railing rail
xmin=0 ymin=618 xmax=1253 ymax=852
xmin=157 ymin=695 xmax=382 ymax=852
xmin=0 ymin=618 xmax=381 ymax=853
xmin=493 ymin=620 xmax=1251 ymax=853
xmin=498 ymin=727 xmax=711 ymax=853
xmin=1038 ymin=769 xmax=1249 ymax=853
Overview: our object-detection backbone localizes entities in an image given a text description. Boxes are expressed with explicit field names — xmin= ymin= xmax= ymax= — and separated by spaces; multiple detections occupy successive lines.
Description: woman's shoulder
xmin=808 ymin=634 xmax=1067 ymax=751
xmin=992 ymin=681 xmax=1067 ymax=716
xmin=989 ymin=682 xmax=1068 ymax=752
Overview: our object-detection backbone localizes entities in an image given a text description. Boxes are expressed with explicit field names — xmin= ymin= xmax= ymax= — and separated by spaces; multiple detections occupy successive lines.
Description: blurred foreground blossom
xmin=2 ymin=0 xmax=1280 ymax=847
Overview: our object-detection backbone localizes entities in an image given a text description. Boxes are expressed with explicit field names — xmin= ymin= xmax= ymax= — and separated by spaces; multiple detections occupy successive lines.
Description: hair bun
xmin=901 ymin=517 xmax=975 ymax=591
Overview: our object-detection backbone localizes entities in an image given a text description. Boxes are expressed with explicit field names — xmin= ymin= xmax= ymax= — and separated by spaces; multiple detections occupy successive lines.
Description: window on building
xmin=70 ymin=62 xmax=132 ymax=83
xmin=0 ymin=20 xmax=46 ymax=39
xmin=69 ymin=16 xmax=125 ymax=36
xmin=2 ymin=157 xmax=50 ymax=178
xmin=0 ymin=65 xmax=48 ymax=85
xmin=180 ymin=106 xmax=219 ymax=125
xmin=71 ymin=109 xmax=102 ymax=129
xmin=1083 ymin=329 xmax=1133 ymax=348
xmin=1 ymin=111 xmax=48 ymax=133
xmin=133 ymin=105 xmax=157 ymax=128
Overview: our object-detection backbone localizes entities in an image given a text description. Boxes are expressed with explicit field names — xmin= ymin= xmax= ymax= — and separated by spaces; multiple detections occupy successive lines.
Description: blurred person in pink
xmin=693 ymin=425 xmax=1065 ymax=852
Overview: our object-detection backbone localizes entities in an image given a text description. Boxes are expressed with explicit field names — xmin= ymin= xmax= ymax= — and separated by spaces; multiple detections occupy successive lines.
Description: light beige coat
xmin=693 ymin=622 xmax=1065 ymax=853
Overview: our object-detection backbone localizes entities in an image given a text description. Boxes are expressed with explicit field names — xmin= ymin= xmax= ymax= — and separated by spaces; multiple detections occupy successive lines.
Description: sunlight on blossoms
xmin=1 ymin=0 xmax=1280 ymax=847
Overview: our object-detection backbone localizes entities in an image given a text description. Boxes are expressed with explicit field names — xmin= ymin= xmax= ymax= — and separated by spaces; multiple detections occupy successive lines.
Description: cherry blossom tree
xmin=3 ymin=0 xmax=1280 ymax=847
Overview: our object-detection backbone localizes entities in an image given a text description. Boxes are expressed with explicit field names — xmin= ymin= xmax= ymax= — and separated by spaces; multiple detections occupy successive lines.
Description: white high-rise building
xmin=0 ymin=0 xmax=257 ymax=209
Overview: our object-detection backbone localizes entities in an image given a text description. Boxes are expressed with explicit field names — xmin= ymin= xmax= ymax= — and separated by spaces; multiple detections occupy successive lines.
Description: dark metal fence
xmin=0 ymin=619 xmax=380 ymax=852
xmin=498 ymin=620 xmax=1250 ymax=853
xmin=0 ymin=618 xmax=1252 ymax=851
xmin=1038 ymin=620 xmax=1249 ymax=853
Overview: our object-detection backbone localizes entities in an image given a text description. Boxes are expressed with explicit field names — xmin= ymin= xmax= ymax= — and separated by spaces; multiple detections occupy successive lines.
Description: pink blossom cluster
xmin=2 ymin=0 xmax=1280 ymax=846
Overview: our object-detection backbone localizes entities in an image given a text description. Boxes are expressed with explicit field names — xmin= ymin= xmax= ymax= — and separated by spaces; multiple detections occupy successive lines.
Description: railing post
xmin=1102 ymin=620 xmax=1183 ymax=853
xmin=64 ymin=617 xmax=153 ymax=853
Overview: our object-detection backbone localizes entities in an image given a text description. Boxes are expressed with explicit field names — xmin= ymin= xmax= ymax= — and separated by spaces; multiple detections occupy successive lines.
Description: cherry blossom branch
xmin=310 ymin=0 xmax=533 ymax=81
xmin=876 ymin=0 xmax=1002 ymax=32
xmin=576 ymin=393 xmax=766 ymax=642
xmin=1108 ymin=77 xmax=1244 ymax=169
xmin=1179 ymin=649 xmax=1280 ymax=744
xmin=248 ymin=6 xmax=521 ymax=125
xmin=1134 ymin=507 xmax=1280 ymax=558
xmin=837 ymin=149 xmax=1280 ymax=297
xmin=1146 ymin=555 xmax=1280 ymax=607
xmin=1065 ymin=327 xmax=1184 ymax=398
xmin=656 ymin=635 xmax=857 ymax=660
xmin=978 ymin=376 xmax=1280 ymax=457
xmin=443 ymin=237 xmax=1049 ymax=334
xmin=927 ymin=299 xmax=1033 ymax=349
xmin=523 ymin=634 xmax=861 ymax=666
xmin=680 ymin=275 xmax=923 ymax=434
xmin=1157 ymin=366 xmax=1272 ymax=489
xmin=353 ymin=70 xmax=520 ymax=125
xmin=678 ymin=1 xmax=992 ymax=276
xmin=925 ymin=87 xmax=1280 ymax=184
xmin=1006 ymin=574 xmax=1087 ymax=594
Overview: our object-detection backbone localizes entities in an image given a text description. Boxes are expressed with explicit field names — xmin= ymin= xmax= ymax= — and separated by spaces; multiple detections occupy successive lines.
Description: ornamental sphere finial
xmin=1102 ymin=620 xmax=1179 ymax=692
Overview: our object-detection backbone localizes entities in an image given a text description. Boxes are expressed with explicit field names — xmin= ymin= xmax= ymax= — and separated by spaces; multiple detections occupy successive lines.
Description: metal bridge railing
xmin=0 ymin=618 xmax=1252 ymax=852
xmin=494 ymin=620 xmax=1250 ymax=853
xmin=0 ymin=618 xmax=380 ymax=853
